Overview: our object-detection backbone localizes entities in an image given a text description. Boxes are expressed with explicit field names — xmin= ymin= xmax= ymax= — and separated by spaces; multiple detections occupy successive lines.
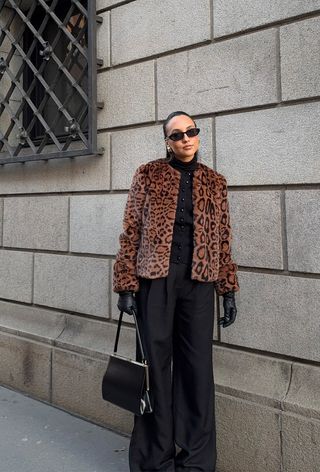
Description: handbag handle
xmin=113 ymin=309 xmax=147 ymax=363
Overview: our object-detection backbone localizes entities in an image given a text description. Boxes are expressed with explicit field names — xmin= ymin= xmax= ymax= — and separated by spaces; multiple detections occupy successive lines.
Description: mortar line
xmin=275 ymin=27 xmax=282 ymax=103
xmin=210 ymin=0 xmax=214 ymax=41
xmin=154 ymin=60 xmax=158 ymax=122
xmin=1 ymin=198 xmax=4 ymax=247
xmin=212 ymin=115 xmax=217 ymax=170
xmin=281 ymin=189 xmax=289 ymax=271
xmin=67 ymin=196 xmax=71 ymax=254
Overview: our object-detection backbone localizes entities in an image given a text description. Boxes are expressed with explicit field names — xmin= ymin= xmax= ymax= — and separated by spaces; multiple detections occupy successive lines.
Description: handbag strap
xmin=113 ymin=309 xmax=147 ymax=362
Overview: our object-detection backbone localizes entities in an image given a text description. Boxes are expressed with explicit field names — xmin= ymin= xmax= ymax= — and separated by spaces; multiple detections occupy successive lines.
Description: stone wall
xmin=0 ymin=1 xmax=319 ymax=471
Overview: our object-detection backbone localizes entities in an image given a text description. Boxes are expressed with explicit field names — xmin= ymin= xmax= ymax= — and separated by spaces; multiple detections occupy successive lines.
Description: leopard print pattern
xmin=113 ymin=157 xmax=239 ymax=296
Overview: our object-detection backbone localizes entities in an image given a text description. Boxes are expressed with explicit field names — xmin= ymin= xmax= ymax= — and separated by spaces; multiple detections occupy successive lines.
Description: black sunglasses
xmin=167 ymin=127 xmax=200 ymax=142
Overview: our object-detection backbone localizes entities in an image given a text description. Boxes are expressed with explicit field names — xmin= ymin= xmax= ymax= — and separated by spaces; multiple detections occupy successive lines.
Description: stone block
xmin=0 ymin=199 xmax=3 ymax=245
xmin=111 ymin=117 xmax=213 ymax=189
xmin=0 ymin=331 xmax=51 ymax=401
xmin=216 ymin=394 xmax=281 ymax=472
xmin=282 ymin=414 xmax=320 ymax=472
xmin=283 ymin=363 xmax=320 ymax=421
xmin=70 ymin=194 xmax=126 ymax=255
xmin=97 ymin=0 xmax=121 ymax=9
xmin=52 ymin=348 xmax=133 ymax=434
xmin=97 ymin=10 xmax=110 ymax=68
xmin=34 ymin=254 xmax=110 ymax=317
xmin=216 ymin=101 xmax=320 ymax=185
xmin=0 ymin=300 xmax=65 ymax=344
xmin=111 ymin=125 xmax=163 ymax=190
xmin=220 ymin=272 xmax=320 ymax=362
xmin=157 ymin=29 xmax=278 ymax=118
xmin=229 ymin=190 xmax=283 ymax=269
xmin=0 ymin=250 xmax=33 ymax=303
xmin=55 ymin=314 xmax=136 ymax=360
xmin=3 ymin=196 xmax=69 ymax=251
xmin=98 ymin=62 xmax=155 ymax=128
xmin=281 ymin=16 xmax=320 ymax=101
xmin=286 ymin=190 xmax=320 ymax=273
xmin=111 ymin=0 xmax=211 ymax=64
xmin=0 ymin=134 xmax=110 ymax=194
xmin=213 ymin=345 xmax=291 ymax=408
xmin=214 ymin=0 xmax=320 ymax=37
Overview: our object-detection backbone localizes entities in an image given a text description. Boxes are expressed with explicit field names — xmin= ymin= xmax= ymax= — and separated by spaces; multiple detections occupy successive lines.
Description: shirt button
xmin=186 ymin=180 xmax=189 ymax=184
xmin=181 ymin=225 xmax=185 ymax=230
xmin=181 ymin=188 xmax=185 ymax=192
xmin=180 ymin=217 xmax=184 ymax=222
xmin=180 ymin=208 xmax=184 ymax=212
xmin=181 ymin=197 xmax=185 ymax=202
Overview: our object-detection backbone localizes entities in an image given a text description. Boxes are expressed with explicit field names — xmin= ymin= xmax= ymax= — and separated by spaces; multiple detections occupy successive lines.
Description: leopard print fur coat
xmin=113 ymin=157 xmax=240 ymax=296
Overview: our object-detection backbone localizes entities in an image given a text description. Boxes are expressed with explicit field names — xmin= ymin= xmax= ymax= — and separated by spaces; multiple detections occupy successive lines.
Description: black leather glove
xmin=218 ymin=291 xmax=237 ymax=328
xmin=117 ymin=290 xmax=137 ymax=316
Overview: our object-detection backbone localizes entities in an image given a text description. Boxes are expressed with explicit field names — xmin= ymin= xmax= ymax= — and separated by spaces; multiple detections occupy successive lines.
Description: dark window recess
xmin=0 ymin=0 xmax=100 ymax=164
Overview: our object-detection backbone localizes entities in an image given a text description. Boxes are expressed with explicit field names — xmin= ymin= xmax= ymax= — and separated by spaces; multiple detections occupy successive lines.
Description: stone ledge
xmin=283 ymin=362 xmax=320 ymax=421
xmin=213 ymin=345 xmax=292 ymax=409
xmin=1 ymin=307 xmax=320 ymax=423
xmin=0 ymin=331 xmax=51 ymax=400
xmin=55 ymin=314 xmax=136 ymax=361
xmin=0 ymin=300 xmax=66 ymax=345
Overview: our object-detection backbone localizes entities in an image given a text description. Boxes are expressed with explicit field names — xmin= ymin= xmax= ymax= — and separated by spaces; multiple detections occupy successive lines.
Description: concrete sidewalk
xmin=0 ymin=385 xmax=130 ymax=472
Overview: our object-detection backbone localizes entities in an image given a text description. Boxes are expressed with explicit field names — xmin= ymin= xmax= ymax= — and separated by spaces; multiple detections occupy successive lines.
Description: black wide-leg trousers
xmin=129 ymin=262 xmax=217 ymax=472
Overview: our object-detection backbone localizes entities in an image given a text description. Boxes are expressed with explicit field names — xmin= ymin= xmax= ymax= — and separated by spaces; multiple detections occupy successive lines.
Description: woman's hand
xmin=117 ymin=291 xmax=138 ymax=316
xmin=218 ymin=291 xmax=237 ymax=328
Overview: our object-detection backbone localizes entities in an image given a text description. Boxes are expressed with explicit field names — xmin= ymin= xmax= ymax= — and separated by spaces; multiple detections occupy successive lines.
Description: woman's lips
xmin=183 ymin=145 xmax=193 ymax=150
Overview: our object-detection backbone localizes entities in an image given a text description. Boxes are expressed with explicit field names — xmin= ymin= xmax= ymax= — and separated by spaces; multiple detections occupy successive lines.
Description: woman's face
xmin=165 ymin=114 xmax=200 ymax=161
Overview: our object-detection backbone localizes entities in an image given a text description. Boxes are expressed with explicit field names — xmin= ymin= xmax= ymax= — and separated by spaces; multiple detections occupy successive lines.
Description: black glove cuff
xmin=223 ymin=291 xmax=235 ymax=299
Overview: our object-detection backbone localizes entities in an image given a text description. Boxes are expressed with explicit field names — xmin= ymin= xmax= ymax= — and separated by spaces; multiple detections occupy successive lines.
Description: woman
xmin=113 ymin=111 xmax=240 ymax=472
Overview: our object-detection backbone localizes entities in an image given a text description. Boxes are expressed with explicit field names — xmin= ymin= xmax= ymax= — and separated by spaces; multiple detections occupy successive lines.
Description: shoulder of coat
xmin=138 ymin=157 xmax=172 ymax=173
xmin=132 ymin=159 xmax=167 ymax=181
xmin=198 ymin=162 xmax=227 ymax=183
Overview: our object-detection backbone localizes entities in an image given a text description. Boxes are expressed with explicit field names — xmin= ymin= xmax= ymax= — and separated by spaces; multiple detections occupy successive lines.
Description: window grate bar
xmin=5 ymin=0 xmax=89 ymax=104
xmin=4 ymin=66 xmax=63 ymax=151
xmin=0 ymin=131 xmax=15 ymax=157
xmin=1 ymin=0 xmax=61 ymax=136
xmin=87 ymin=0 xmax=97 ymax=153
xmin=0 ymin=0 xmax=97 ymax=164
xmin=37 ymin=0 xmax=88 ymax=59
xmin=0 ymin=93 xmax=38 ymax=154
xmin=0 ymin=148 xmax=93 ymax=165
xmin=2 ymin=27 xmax=75 ymax=128
xmin=14 ymin=5 xmax=87 ymax=150
xmin=62 ymin=100 xmax=89 ymax=151
xmin=71 ymin=0 xmax=88 ymax=19
xmin=39 ymin=54 xmax=89 ymax=153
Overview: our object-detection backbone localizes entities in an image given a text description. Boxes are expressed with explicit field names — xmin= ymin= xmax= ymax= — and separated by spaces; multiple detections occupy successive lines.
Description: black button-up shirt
xmin=168 ymin=153 xmax=198 ymax=265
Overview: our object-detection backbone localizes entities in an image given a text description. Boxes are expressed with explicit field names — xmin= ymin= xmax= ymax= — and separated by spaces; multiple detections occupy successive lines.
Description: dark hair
xmin=163 ymin=111 xmax=198 ymax=160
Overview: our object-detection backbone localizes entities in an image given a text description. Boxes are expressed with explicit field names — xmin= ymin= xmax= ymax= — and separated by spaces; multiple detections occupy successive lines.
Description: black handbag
xmin=101 ymin=309 xmax=153 ymax=416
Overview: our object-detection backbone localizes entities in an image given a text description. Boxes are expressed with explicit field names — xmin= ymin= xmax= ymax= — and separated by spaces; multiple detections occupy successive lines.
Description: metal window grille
xmin=0 ymin=0 xmax=99 ymax=164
